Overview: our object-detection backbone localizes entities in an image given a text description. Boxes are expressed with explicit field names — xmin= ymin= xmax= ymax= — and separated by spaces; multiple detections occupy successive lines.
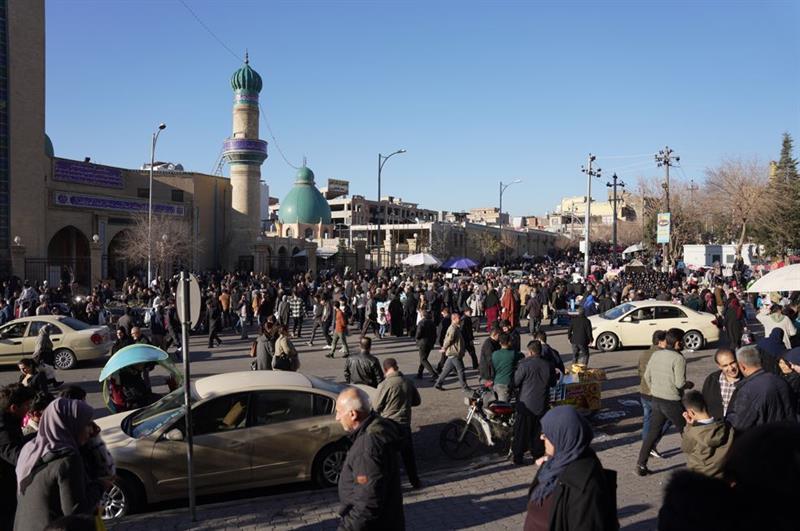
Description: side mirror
xmin=164 ymin=429 xmax=184 ymax=442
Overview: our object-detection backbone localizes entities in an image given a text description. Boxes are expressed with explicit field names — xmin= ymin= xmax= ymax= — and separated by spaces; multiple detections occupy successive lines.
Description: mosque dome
xmin=279 ymin=166 xmax=332 ymax=225
xmin=45 ymin=134 xmax=54 ymax=158
xmin=230 ymin=53 xmax=263 ymax=94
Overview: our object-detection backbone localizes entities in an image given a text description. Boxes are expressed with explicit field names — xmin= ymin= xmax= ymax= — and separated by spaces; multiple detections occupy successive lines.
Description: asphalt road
xmin=0 ymin=317 xmax=722 ymax=526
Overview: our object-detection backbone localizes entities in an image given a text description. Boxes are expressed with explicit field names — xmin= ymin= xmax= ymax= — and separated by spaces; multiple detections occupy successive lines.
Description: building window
xmin=286 ymin=227 xmax=293 ymax=238
xmin=171 ymin=190 xmax=184 ymax=202
xmin=304 ymin=228 xmax=313 ymax=239
xmin=137 ymin=188 xmax=149 ymax=199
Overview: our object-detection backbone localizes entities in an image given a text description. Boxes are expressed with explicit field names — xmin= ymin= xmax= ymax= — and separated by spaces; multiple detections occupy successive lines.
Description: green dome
xmin=279 ymin=166 xmax=332 ymax=225
xmin=45 ymin=134 xmax=54 ymax=158
xmin=230 ymin=54 xmax=262 ymax=94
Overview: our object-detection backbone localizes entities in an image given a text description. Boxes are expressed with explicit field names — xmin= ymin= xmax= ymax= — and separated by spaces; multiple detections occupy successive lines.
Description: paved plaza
xmin=0 ymin=320 xmax=720 ymax=530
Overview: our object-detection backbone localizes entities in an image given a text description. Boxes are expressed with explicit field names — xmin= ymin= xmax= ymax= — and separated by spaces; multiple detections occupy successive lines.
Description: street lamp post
xmin=580 ymin=154 xmax=602 ymax=278
xmin=499 ymin=179 xmax=522 ymax=263
xmin=606 ymin=173 xmax=625 ymax=261
xmin=376 ymin=149 xmax=406 ymax=268
xmin=147 ymin=123 xmax=167 ymax=287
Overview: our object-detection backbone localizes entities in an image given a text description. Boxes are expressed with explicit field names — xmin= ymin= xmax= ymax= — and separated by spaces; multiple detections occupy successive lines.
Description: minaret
xmin=222 ymin=53 xmax=268 ymax=268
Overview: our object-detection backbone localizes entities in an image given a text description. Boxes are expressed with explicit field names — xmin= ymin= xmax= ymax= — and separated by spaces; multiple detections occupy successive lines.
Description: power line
xmin=177 ymin=0 xmax=242 ymax=62
xmin=259 ymin=103 xmax=300 ymax=170
xmin=596 ymin=153 xmax=653 ymax=160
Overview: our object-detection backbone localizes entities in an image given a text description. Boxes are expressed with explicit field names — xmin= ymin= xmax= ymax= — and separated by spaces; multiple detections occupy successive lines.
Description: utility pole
xmin=606 ymin=173 xmax=625 ymax=260
xmin=655 ymin=146 xmax=679 ymax=270
xmin=499 ymin=179 xmax=522 ymax=264
xmin=688 ymin=178 xmax=699 ymax=203
xmin=580 ymin=154 xmax=602 ymax=278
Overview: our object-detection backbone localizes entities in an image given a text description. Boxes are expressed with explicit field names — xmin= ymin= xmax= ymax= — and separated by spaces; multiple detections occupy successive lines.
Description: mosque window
xmin=171 ymin=190 xmax=184 ymax=202
xmin=137 ymin=188 xmax=149 ymax=199
xmin=285 ymin=227 xmax=293 ymax=238
xmin=304 ymin=228 xmax=313 ymax=239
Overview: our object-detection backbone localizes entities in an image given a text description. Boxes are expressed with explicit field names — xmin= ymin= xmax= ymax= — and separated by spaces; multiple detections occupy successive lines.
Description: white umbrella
xmin=746 ymin=263 xmax=800 ymax=293
xmin=622 ymin=243 xmax=645 ymax=256
xmin=401 ymin=253 xmax=442 ymax=267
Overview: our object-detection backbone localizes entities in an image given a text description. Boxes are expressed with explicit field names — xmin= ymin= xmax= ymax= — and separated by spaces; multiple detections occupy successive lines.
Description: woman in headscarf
xmin=500 ymin=284 xmax=520 ymax=330
xmin=14 ymin=398 xmax=106 ymax=531
xmin=723 ymin=293 xmax=745 ymax=349
xmin=524 ymin=406 xmax=618 ymax=531
xmin=484 ymin=282 xmax=501 ymax=332
xmin=388 ymin=292 xmax=404 ymax=337
xmin=109 ymin=327 xmax=133 ymax=356
xmin=33 ymin=324 xmax=59 ymax=386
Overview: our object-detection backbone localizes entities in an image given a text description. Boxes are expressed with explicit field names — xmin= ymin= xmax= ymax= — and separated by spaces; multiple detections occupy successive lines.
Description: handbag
xmin=273 ymin=355 xmax=292 ymax=371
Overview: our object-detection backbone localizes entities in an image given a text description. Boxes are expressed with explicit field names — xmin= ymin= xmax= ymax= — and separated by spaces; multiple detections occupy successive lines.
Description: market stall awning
xmin=401 ymin=253 xmax=442 ymax=267
xmin=316 ymin=247 xmax=339 ymax=259
xmin=747 ymin=263 xmax=800 ymax=293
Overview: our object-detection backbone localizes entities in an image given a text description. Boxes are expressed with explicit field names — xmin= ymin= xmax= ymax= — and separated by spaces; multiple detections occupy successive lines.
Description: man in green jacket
xmin=434 ymin=313 xmax=470 ymax=391
xmin=491 ymin=334 xmax=524 ymax=402
xmin=680 ymin=390 xmax=733 ymax=478
xmin=375 ymin=358 xmax=422 ymax=488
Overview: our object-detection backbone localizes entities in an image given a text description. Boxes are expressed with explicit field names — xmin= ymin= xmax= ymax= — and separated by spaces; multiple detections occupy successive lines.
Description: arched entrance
xmin=107 ymin=230 xmax=139 ymax=284
xmin=47 ymin=226 xmax=90 ymax=286
xmin=277 ymin=246 xmax=288 ymax=270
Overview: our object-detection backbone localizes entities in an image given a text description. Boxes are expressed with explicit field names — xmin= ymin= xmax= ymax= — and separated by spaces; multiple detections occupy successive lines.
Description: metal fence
xmin=25 ymin=257 xmax=91 ymax=286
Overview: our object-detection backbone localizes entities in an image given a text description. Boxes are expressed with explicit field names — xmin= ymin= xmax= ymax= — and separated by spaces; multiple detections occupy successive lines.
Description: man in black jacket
xmin=512 ymin=340 xmax=557 ymax=465
xmin=726 ymin=346 xmax=796 ymax=432
xmin=567 ymin=306 xmax=593 ymax=366
xmin=0 ymin=384 xmax=35 ymax=530
xmin=534 ymin=330 xmax=565 ymax=375
xmin=415 ymin=312 xmax=438 ymax=380
xmin=701 ymin=348 xmax=741 ymax=420
xmin=344 ymin=338 xmax=385 ymax=388
xmin=461 ymin=307 xmax=479 ymax=370
xmin=335 ymin=388 xmax=404 ymax=530
xmin=525 ymin=291 xmax=543 ymax=337
xmin=479 ymin=325 xmax=501 ymax=384
xmin=402 ymin=289 xmax=417 ymax=337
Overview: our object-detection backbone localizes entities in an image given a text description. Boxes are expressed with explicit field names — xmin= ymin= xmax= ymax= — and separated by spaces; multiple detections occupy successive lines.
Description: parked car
xmin=589 ymin=301 xmax=719 ymax=352
xmin=96 ymin=371 xmax=354 ymax=519
xmin=0 ymin=315 xmax=113 ymax=369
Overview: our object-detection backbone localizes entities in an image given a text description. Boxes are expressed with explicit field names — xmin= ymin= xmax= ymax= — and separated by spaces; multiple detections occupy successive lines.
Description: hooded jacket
xmin=337 ymin=413 xmax=404 ymax=530
xmin=681 ymin=419 xmax=734 ymax=478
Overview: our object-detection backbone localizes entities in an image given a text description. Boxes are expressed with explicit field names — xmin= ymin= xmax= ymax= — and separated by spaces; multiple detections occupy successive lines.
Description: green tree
xmin=756 ymin=133 xmax=800 ymax=258
xmin=775 ymin=132 xmax=799 ymax=184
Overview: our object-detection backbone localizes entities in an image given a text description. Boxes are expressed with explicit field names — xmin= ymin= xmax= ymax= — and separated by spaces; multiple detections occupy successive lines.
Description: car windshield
xmin=124 ymin=388 xmax=192 ymax=439
xmin=600 ymin=303 xmax=636 ymax=320
xmin=58 ymin=317 xmax=92 ymax=331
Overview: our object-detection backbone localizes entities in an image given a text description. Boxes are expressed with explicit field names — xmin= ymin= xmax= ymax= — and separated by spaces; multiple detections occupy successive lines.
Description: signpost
xmin=657 ymin=213 xmax=672 ymax=273
xmin=177 ymin=272 xmax=200 ymax=521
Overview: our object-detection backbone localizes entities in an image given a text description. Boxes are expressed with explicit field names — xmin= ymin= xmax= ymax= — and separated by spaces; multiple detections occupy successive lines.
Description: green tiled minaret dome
xmin=231 ymin=53 xmax=263 ymax=94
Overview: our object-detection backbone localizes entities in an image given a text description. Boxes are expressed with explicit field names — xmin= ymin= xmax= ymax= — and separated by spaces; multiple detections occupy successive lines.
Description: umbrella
xmin=99 ymin=344 xmax=170 ymax=382
xmin=622 ymin=243 xmax=645 ymax=256
xmin=747 ymin=263 xmax=800 ymax=293
xmin=401 ymin=253 xmax=442 ymax=267
xmin=445 ymin=257 xmax=478 ymax=269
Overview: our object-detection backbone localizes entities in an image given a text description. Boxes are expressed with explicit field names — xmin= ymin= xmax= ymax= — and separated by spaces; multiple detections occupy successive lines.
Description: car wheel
xmin=595 ymin=332 xmax=619 ymax=352
xmin=312 ymin=442 xmax=348 ymax=488
xmin=53 ymin=348 xmax=77 ymax=370
xmin=101 ymin=473 xmax=143 ymax=520
xmin=683 ymin=330 xmax=704 ymax=352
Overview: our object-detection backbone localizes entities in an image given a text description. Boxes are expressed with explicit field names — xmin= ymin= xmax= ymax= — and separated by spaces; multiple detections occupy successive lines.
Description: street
xmin=0 ymin=319 xmax=720 ymax=530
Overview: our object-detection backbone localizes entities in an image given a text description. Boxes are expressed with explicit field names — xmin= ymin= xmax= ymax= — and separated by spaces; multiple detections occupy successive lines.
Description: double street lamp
xmin=147 ymin=123 xmax=167 ymax=287
xmin=499 ymin=179 xmax=522 ymax=263
xmin=376 ymin=149 xmax=406 ymax=268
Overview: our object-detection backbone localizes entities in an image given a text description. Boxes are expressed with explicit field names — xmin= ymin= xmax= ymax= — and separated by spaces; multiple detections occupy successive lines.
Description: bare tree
xmin=116 ymin=213 xmax=200 ymax=276
xmin=703 ymin=158 xmax=769 ymax=258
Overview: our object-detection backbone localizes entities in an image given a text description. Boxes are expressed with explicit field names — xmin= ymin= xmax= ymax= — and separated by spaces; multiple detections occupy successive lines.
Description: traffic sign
xmin=176 ymin=273 xmax=201 ymax=326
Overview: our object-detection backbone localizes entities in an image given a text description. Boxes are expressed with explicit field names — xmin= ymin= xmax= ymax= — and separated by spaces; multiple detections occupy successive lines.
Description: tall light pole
xmin=655 ymin=146 xmax=679 ymax=270
xmin=581 ymin=154 xmax=602 ymax=278
xmin=376 ymin=149 xmax=406 ymax=268
xmin=147 ymin=123 xmax=167 ymax=286
xmin=499 ymin=179 xmax=522 ymax=263
xmin=606 ymin=173 xmax=625 ymax=260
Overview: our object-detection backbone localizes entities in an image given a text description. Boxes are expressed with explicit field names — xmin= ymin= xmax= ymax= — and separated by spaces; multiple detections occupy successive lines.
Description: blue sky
xmin=46 ymin=0 xmax=800 ymax=217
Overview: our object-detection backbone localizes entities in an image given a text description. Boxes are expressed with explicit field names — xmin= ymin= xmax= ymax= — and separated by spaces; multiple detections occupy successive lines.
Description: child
xmin=377 ymin=307 xmax=387 ymax=339
xmin=22 ymin=392 xmax=54 ymax=435
xmin=680 ymin=390 xmax=733 ymax=479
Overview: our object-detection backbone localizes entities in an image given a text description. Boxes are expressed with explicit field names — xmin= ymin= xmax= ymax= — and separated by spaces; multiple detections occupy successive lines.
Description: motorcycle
xmin=439 ymin=385 xmax=515 ymax=460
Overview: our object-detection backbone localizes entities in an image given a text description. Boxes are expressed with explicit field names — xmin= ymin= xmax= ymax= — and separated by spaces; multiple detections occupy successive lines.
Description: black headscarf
xmin=530 ymin=406 xmax=593 ymax=505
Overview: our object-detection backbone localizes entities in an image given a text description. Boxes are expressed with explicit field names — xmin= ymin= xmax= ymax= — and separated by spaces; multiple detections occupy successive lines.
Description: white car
xmin=588 ymin=301 xmax=719 ymax=352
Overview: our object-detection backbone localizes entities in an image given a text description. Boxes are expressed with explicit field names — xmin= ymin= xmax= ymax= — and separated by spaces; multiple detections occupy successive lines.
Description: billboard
xmin=327 ymin=179 xmax=349 ymax=195
xmin=656 ymin=213 xmax=671 ymax=244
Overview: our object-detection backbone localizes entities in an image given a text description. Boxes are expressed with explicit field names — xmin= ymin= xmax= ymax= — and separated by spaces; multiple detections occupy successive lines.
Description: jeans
xmin=528 ymin=317 xmax=541 ymax=337
xmin=464 ymin=343 xmax=478 ymax=369
xmin=291 ymin=315 xmax=304 ymax=338
xmin=494 ymin=384 xmax=510 ymax=402
xmin=435 ymin=356 xmax=469 ymax=389
xmin=640 ymin=395 xmax=671 ymax=443
xmin=330 ymin=331 xmax=349 ymax=357
xmin=638 ymin=397 xmax=686 ymax=467
xmin=238 ymin=316 xmax=248 ymax=339
xmin=310 ymin=319 xmax=332 ymax=345
xmin=571 ymin=343 xmax=590 ymax=365
xmin=379 ymin=324 xmax=387 ymax=338
xmin=417 ymin=344 xmax=437 ymax=377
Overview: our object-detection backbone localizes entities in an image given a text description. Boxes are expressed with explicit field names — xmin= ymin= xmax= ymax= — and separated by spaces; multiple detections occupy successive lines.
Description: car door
xmin=619 ymin=307 xmax=657 ymax=346
xmin=249 ymin=390 xmax=336 ymax=485
xmin=149 ymin=392 xmax=253 ymax=496
xmin=21 ymin=321 xmax=64 ymax=355
xmin=654 ymin=306 xmax=689 ymax=331
xmin=0 ymin=321 xmax=29 ymax=361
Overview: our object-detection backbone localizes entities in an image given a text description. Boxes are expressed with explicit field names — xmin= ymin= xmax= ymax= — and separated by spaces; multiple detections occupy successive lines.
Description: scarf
xmin=16 ymin=398 xmax=93 ymax=494
xmin=530 ymin=406 xmax=593 ymax=505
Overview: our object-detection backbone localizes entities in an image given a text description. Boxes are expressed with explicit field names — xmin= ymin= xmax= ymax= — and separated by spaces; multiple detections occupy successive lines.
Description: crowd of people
xmin=1 ymin=250 xmax=799 ymax=529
